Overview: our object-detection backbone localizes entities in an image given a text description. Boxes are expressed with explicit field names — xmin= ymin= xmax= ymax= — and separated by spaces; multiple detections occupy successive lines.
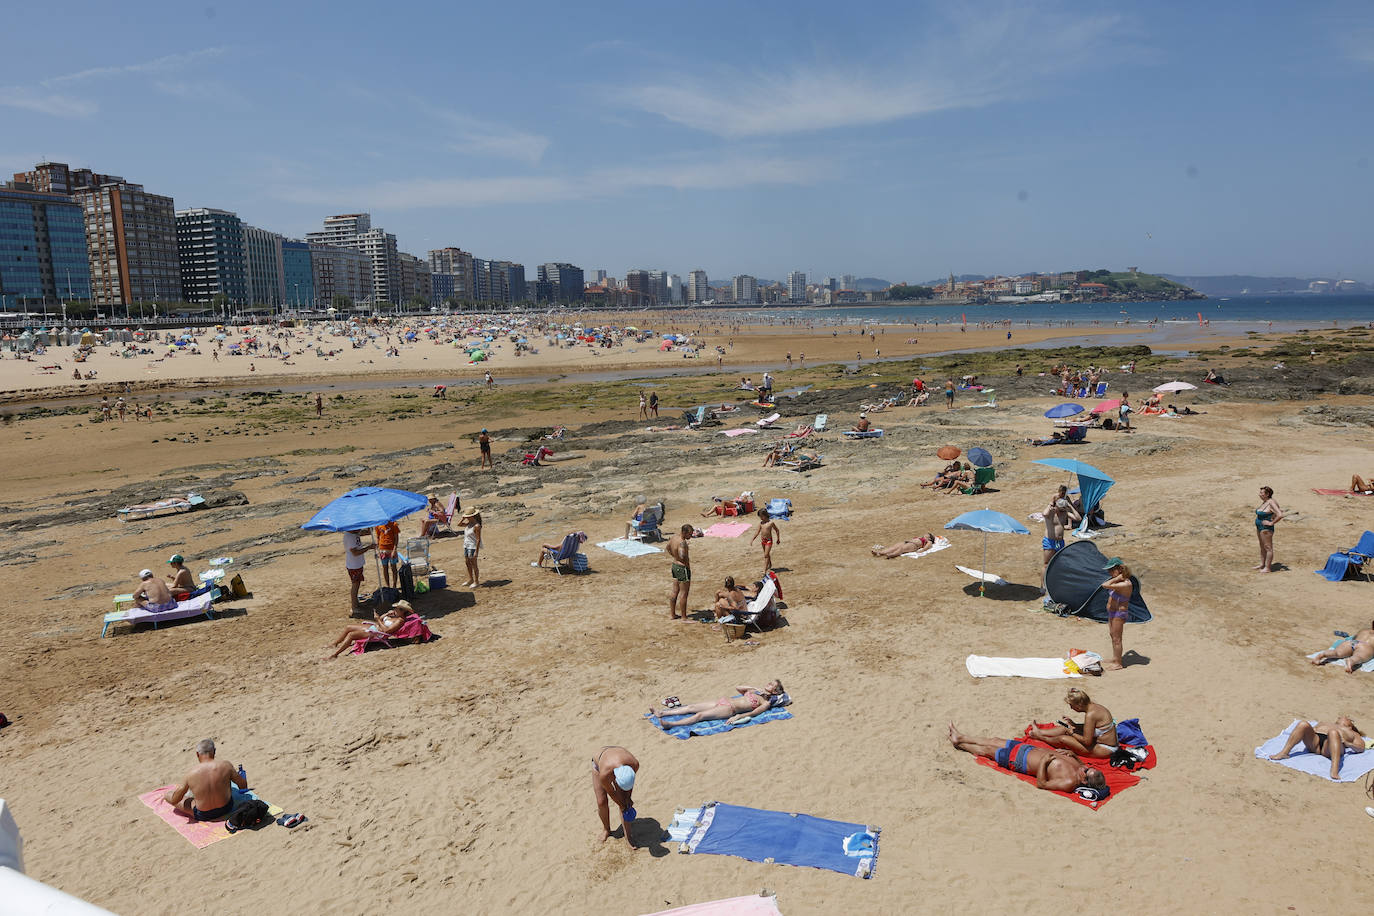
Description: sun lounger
xmin=540 ymin=532 xmax=588 ymax=574
xmin=350 ymin=614 xmax=435 ymax=654
xmin=737 ymin=577 xmax=778 ymax=632
xmin=756 ymin=413 xmax=781 ymax=428
xmin=842 ymin=429 xmax=883 ymax=438
xmin=781 ymin=454 xmax=823 ymax=472
xmin=778 ymin=425 xmax=813 ymax=440
xmin=102 ymin=592 xmax=215 ymax=637
xmin=430 ymin=493 xmax=458 ymax=536
xmin=1315 ymin=530 xmax=1374 ymax=581
xmin=628 ymin=502 xmax=665 ymax=541
xmin=813 ymin=414 xmax=828 ymax=432
xmin=117 ymin=493 xmax=205 ymax=521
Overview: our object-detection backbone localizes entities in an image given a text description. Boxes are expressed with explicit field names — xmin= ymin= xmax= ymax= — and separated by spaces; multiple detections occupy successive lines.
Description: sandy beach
xmin=2 ymin=322 xmax=1373 ymax=914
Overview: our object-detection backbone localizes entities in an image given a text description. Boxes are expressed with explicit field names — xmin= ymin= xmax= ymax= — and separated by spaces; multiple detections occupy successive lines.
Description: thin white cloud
xmin=44 ymin=47 xmax=228 ymax=86
xmin=276 ymin=154 xmax=823 ymax=209
xmin=423 ymin=103 xmax=550 ymax=165
xmin=0 ymin=87 xmax=96 ymax=118
xmin=614 ymin=5 xmax=1124 ymax=136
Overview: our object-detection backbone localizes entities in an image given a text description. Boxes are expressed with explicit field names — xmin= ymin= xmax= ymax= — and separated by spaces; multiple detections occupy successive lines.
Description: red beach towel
xmin=973 ymin=724 xmax=1157 ymax=809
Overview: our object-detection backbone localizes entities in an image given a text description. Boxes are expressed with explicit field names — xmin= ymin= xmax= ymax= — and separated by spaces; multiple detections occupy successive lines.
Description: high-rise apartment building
xmin=647 ymin=269 xmax=670 ymax=305
xmin=309 ymin=243 xmax=372 ymax=306
xmin=398 ymin=252 xmax=432 ymax=304
xmin=786 ymin=271 xmax=806 ymax=303
xmin=470 ymin=259 xmax=525 ymax=304
xmin=243 ymin=225 xmax=286 ymax=307
xmin=731 ymin=275 xmax=758 ymax=304
xmin=429 ymin=247 xmax=474 ymax=301
xmin=431 ymin=272 xmax=455 ymax=305
xmin=281 ymin=240 xmax=314 ymax=309
xmin=668 ymin=274 xmax=684 ymax=304
xmin=842 ymin=274 xmax=856 ymax=291
xmin=824 ymin=277 xmax=838 ymax=292
xmin=587 ymin=269 xmax=607 ymax=285
xmin=306 ymin=213 xmax=399 ymax=304
xmin=687 ymin=269 xmax=710 ymax=304
xmin=538 ymin=262 xmax=584 ymax=303
xmin=175 ymin=208 xmax=248 ymax=305
xmin=625 ymin=269 xmax=655 ymax=305
xmin=15 ymin=163 xmax=179 ymax=308
xmin=0 ymin=183 xmax=93 ymax=307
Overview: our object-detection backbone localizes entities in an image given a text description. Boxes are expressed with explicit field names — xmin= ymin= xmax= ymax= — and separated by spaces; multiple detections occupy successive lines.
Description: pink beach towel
xmin=1312 ymin=488 xmax=1355 ymax=496
xmin=703 ymin=522 xmax=752 ymax=538
xmin=351 ymin=614 xmax=435 ymax=655
xmin=642 ymin=895 xmax=783 ymax=916
xmin=137 ymin=786 xmax=278 ymax=848
xmin=721 ymin=428 xmax=759 ymax=437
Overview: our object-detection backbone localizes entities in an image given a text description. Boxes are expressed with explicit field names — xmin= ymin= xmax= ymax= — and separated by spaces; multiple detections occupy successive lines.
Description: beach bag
xmin=399 ymin=563 xmax=415 ymax=600
xmin=228 ymin=574 xmax=249 ymax=598
xmin=227 ymin=799 xmax=270 ymax=831
xmin=1116 ymin=718 xmax=1148 ymax=747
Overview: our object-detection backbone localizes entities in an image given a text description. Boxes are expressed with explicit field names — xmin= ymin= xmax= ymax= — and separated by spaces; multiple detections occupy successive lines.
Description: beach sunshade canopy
xmin=1153 ymin=381 xmax=1198 ymax=393
xmin=967 ymin=447 xmax=993 ymax=468
xmin=1044 ymin=403 xmax=1085 ymax=419
xmin=1089 ymin=399 xmax=1122 ymax=414
xmin=302 ymin=487 xmax=428 ymax=532
xmin=945 ymin=509 xmax=1028 ymax=596
xmin=936 ymin=445 xmax=961 ymax=460
xmin=1044 ymin=540 xmax=1151 ymax=623
xmin=1033 ymin=458 xmax=1115 ymax=531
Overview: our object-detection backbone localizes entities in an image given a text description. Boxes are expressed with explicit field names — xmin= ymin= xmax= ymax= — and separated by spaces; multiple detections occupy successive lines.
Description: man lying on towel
xmin=132 ymin=568 xmax=177 ymax=612
xmin=949 ymin=723 xmax=1108 ymax=796
xmin=164 ymin=738 xmax=247 ymax=821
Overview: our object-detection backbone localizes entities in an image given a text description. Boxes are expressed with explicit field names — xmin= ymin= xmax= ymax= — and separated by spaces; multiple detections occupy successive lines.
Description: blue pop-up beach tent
xmin=1033 ymin=458 xmax=1115 ymax=535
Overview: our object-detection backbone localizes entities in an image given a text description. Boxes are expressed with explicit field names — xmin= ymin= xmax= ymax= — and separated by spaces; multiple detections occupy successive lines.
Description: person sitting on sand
xmin=940 ymin=463 xmax=974 ymax=493
xmin=327 ymin=601 xmax=411 ymax=659
xmin=1350 ymin=476 xmax=1374 ymax=495
xmin=871 ymin=533 xmax=940 ymax=558
xmin=165 ymin=554 xmax=196 ymax=599
xmin=1268 ymin=717 xmax=1365 ymax=780
xmin=853 ymin=414 xmax=872 ymax=432
xmin=1028 ymin=687 xmax=1119 ymax=758
xmin=648 ymin=680 xmax=785 ymax=727
xmin=921 ymin=461 xmax=963 ymax=489
xmin=132 ymin=569 xmax=177 ymax=611
xmin=711 ymin=576 xmax=747 ymax=621
xmin=163 ymin=738 xmax=246 ymax=821
xmin=1311 ymin=622 xmax=1374 ymax=672
xmin=948 ymin=724 xmax=1109 ymax=795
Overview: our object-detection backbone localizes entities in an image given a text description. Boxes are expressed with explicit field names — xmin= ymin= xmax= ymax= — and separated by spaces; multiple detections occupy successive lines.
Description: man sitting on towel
xmin=164 ymin=738 xmax=247 ymax=821
xmin=132 ymin=568 xmax=177 ymax=612
xmin=948 ymin=724 xmax=1109 ymax=796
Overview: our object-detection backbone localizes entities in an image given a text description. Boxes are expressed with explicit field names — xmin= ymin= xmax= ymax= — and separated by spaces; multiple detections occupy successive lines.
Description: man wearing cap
xmin=592 ymin=745 xmax=640 ymax=847
xmin=132 ymin=568 xmax=177 ymax=612
xmin=166 ymin=554 xmax=196 ymax=600
xmin=478 ymin=428 xmax=493 ymax=469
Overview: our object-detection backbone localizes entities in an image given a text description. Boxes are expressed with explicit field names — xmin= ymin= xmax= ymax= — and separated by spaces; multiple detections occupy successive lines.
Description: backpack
xmin=227 ymin=798 xmax=270 ymax=831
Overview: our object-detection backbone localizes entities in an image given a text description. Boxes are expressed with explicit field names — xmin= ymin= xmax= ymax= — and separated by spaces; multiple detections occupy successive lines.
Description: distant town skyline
xmin=2 ymin=1 xmax=1372 ymax=282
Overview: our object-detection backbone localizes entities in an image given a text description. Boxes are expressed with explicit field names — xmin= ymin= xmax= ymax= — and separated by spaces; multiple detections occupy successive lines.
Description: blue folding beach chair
xmin=1094 ymin=381 xmax=1108 ymax=398
xmin=1315 ymin=530 xmax=1374 ymax=582
xmin=541 ymin=532 xmax=587 ymax=575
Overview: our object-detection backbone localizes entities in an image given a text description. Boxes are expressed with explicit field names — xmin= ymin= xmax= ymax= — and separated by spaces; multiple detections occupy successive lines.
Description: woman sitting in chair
xmin=420 ymin=495 xmax=450 ymax=538
xmin=326 ymin=601 xmax=411 ymax=659
xmin=648 ymin=680 xmax=785 ymax=727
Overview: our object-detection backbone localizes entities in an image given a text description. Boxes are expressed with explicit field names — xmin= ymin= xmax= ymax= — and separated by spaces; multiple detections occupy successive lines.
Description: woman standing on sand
xmin=459 ymin=507 xmax=482 ymax=588
xmin=1254 ymin=486 xmax=1283 ymax=573
xmin=638 ymin=390 xmax=647 ymax=419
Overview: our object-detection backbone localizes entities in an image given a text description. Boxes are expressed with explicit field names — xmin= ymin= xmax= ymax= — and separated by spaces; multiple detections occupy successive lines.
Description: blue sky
xmin=3 ymin=0 xmax=1372 ymax=282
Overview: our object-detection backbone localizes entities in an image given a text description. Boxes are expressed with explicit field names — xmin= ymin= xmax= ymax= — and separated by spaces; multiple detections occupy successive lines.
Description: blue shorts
xmin=995 ymin=739 xmax=1033 ymax=775
xmin=1042 ymin=537 xmax=1065 ymax=551
xmin=379 ymin=551 xmax=398 ymax=566
xmin=464 ymin=547 xmax=478 ymax=559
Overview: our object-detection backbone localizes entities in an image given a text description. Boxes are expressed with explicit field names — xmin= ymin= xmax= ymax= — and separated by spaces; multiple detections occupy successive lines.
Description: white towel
xmin=965 ymin=655 xmax=1082 ymax=678
xmin=901 ymin=538 xmax=951 ymax=559
xmin=956 ymin=565 xmax=1007 ymax=585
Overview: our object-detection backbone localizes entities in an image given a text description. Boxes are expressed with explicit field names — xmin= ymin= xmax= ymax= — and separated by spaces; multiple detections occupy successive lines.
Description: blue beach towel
xmin=766 ymin=498 xmax=792 ymax=520
xmin=1306 ymin=638 xmax=1374 ymax=673
xmin=1255 ymin=719 xmax=1374 ymax=782
xmin=645 ymin=704 xmax=792 ymax=740
xmin=597 ymin=538 xmax=663 ymax=558
xmin=673 ymin=802 xmax=879 ymax=878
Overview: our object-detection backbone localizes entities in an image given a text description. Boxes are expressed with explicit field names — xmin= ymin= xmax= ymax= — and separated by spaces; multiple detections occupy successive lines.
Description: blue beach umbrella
xmin=945 ymin=509 xmax=1030 ymax=596
xmin=967 ymin=447 xmax=993 ymax=468
xmin=1033 ymin=458 xmax=1115 ymax=535
xmin=1044 ymin=403 xmax=1084 ymax=419
xmin=302 ymin=486 xmax=428 ymax=532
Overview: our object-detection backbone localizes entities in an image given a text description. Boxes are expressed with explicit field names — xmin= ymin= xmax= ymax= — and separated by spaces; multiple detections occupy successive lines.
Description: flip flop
xmin=225 ymin=821 xmax=241 ymax=833
xmin=277 ymin=813 xmax=306 ymax=828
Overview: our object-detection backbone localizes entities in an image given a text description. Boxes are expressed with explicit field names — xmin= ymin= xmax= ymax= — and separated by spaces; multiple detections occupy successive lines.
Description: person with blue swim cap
xmin=591 ymin=745 xmax=640 ymax=847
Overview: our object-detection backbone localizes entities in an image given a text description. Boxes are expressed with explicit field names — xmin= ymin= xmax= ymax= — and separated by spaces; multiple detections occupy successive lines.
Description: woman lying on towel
xmin=648 ymin=680 xmax=784 ymax=727
xmin=1028 ymin=688 xmax=1119 ymax=758
xmin=871 ymin=533 xmax=940 ymax=558
xmin=1268 ymin=716 xmax=1365 ymax=780
xmin=326 ymin=602 xmax=410 ymax=659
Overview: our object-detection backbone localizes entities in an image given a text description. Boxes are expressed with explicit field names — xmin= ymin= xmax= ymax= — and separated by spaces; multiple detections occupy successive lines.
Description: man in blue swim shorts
xmin=949 ymin=724 xmax=1107 ymax=795
xmin=1042 ymin=488 xmax=1081 ymax=574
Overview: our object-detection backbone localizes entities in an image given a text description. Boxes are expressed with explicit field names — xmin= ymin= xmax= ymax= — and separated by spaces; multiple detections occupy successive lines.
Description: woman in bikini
xmin=871 ymin=533 xmax=940 ymax=558
xmin=1267 ymin=717 xmax=1365 ymax=780
xmin=326 ymin=602 xmax=410 ymax=659
xmin=1254 ymin=486 xmax=1283 ymax=572
xmin=1102 ymin=558 xmax=1133 ymax=671
xmin=1029 ymin=687 xmax=1119 ymax=757
xmin=1311 ymin=621 xmax=1374 ymax=673
xmin=648 ymin=680 xmax=784 ymax=727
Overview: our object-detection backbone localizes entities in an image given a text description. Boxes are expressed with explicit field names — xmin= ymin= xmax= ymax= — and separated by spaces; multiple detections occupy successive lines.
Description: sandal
xmin=663 ymin=696 xmax=681 ymax=709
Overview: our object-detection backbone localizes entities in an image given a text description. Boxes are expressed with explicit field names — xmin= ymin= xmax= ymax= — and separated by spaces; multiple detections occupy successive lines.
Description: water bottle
xmin=238 ymin=764 xmax=247 ymax=786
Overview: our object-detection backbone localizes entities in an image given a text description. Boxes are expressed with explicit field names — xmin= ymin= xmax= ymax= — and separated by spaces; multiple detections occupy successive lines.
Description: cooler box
xmin=429 ymin=570 xmax=447 ymax=589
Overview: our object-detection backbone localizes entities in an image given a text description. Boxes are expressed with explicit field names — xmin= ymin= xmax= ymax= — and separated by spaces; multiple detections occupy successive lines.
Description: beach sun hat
xmin=169 ymin=554 xmax=184 ymax=564
xmin=1103 ymin=557 xmax=1124 ymax=569
xmin=139 ymin=569 xmax=154 ymax=579
xmin=613 ymin=765 xmax=636 ymax=791
xmin=459 ymin=507 xmax=480 ymax=520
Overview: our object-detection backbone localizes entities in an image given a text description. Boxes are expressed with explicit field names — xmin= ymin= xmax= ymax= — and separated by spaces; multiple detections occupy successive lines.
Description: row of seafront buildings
xmin=0 ymin=161 xmax=591 ymax=314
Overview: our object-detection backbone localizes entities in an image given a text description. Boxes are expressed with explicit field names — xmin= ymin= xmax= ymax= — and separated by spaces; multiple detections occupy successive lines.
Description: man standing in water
xmin=667 ymin=524 xmax=694 ymax=620
xmin=592 ymin=746 xmax=639 ymax=847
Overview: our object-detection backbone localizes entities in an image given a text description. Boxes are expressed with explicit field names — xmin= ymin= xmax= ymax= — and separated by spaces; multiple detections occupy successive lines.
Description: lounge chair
xmin=629 ymin=502 xmax=666 ymax=542
xmin=350 ymin=614 xmax=435 ymax=654
xmin=781 ymin=454 xmax=823 ymax=472
xmin=756 ymin=412 xmax=781 ymax=428
xmin=1094 ymin=381 xmax=1108 ymax=398
xmin=766 ymin=497 xmax=793 ymax=520
xmin=842 ymin=428 xmax=884 ymax=439
xmin=814 ymin=414 xmax=828 ymax=432
xmin=117 ymin=493 xmax=205 ymax=521
xmin=738 ymin=577 xmax=780 ymax=632
xmin=431 ymin=493 xmax=458 ymax=536
xmin=541 ymin=532 xmax=588 ymax=574
xmin=961 ymin=466 xmax=997 ymax=495
xmin=101 ymin=592 xmax=215 ymax=638
xmin=399 ymin=537 xmax=431 ymax=576
xmin=778 ymin=425 xmax=813 ymax=440
xmin=686 ymin=405 xmax=708 ymax=428
xmin=1315 ymin=530 xmax=1374 ymax=582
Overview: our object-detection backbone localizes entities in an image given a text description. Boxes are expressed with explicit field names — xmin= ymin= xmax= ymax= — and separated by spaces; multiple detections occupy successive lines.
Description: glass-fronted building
xmin=282 ymin=240 xmax=314 ymax=309
xmin=175 ymin=208 xmax=247 ymax=304
xmin=0 ymin=185 xmax=93 ymax=309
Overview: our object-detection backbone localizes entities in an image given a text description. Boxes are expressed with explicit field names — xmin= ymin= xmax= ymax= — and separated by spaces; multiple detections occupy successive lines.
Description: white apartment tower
xmin=787 ymin=270 xmax=806 ymax=302
xmin=731 ymin=274 xmax=758 ymax=303
xmin=687 ymin=269 xmax=710 ymax=304
xmin=305 ymin=213 xmax=400 ymax=304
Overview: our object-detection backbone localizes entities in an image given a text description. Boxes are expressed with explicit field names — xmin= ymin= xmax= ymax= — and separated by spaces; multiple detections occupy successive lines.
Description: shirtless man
xmin=591 ymin=746 xmax=639 ymax=848
xmin=948 ymin=724 xmax=1109 ymax=796
xmin=1310 ymin=622 xmax=1374 ymax=673
xmin=165 ymin=554 xmax=196 ymax=599
xmin=853 ymin=414 xmax=872 ymax=432
xmin=163 ymin=738 xmax=246 ymax=821
xmin=750 ymin=509 xmax=781 ymax=575
xmin=1267 ymin=716 xmax=1365 ymax=780
xmin=667 ymin=524 xmax=694 ymax=620
xmin=1042 ymin=486 xmax=1081 ymax=570
xmin=132 ymin=569 xmax=177 ymax=611
xmin=711 ymin=576 xmax=747 ymax=621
